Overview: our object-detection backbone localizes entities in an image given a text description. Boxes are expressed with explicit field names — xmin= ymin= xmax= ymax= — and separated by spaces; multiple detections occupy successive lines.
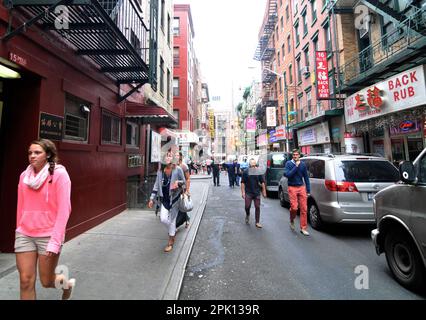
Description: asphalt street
xmin=179 ymin=177 xmax=425 ymax=300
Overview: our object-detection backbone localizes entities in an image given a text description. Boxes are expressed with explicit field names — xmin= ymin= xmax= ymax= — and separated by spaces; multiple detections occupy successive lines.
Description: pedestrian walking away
xmin=212 ymin=158 xmax=221 ymax=186
xmin=284 ymin=149 xmax=311 ymax=236
xmin=241 ymin=158 xmax=267 ymax=229
xmin=233 ymin=159 xmax=241 ymax=186
xmin=148 ymin=151 xmax=187 ymax=252
xmin=15 ymin=139 xmax=75 ymax=300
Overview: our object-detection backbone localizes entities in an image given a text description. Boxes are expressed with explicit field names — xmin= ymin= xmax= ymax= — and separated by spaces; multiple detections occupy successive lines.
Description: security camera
xmin=80 ymin=104 xmax=90 ymax=113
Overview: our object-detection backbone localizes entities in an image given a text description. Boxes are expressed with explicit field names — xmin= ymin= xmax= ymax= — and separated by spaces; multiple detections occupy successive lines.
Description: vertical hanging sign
xmin=315 ymin=51 xmax=329 ymax=100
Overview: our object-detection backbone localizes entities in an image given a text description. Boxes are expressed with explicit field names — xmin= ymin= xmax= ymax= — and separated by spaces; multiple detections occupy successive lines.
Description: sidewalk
xmin=0 ymin=180 xmax=210 ymax=300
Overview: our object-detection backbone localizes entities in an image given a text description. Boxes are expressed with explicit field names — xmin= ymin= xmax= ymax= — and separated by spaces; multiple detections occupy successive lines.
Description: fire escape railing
xmin=339 ymin=4 xmax=426 ymax=90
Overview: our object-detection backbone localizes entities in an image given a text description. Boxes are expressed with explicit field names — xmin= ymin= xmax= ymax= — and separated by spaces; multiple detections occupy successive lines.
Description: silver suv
xmin=372 ymin=148 xmax=426 ymax=293
xmin=278 ymin=154 xmax=400 ymax=230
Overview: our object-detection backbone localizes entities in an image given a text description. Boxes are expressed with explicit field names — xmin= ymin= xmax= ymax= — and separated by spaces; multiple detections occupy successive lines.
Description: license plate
xmin=367 ymin=192 xmax=376 ymax=201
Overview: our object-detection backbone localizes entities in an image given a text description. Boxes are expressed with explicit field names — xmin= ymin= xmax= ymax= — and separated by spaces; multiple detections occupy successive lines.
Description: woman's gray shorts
xmin=14 ymin=232 xmax=52 ymax=255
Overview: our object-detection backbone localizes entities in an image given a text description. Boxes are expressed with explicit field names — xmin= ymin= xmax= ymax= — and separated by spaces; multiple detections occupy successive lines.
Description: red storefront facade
xmin=0 ymin=3 xmax=171 ymax=252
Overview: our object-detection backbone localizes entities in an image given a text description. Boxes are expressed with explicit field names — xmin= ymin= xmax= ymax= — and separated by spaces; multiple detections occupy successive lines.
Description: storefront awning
xmin=126 ymin=102 xmax=177 ymax=127
xmin=288 ymin=108 xmax=344 ymax=130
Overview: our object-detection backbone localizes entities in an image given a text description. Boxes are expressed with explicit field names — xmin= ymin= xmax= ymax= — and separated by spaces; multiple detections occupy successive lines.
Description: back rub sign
xmin=344 ymin=65 xmax=426 ymax=125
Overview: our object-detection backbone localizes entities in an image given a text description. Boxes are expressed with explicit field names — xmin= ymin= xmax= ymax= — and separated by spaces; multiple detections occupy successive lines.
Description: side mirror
xmin=399 ymin=161 xmax=416 ymax=184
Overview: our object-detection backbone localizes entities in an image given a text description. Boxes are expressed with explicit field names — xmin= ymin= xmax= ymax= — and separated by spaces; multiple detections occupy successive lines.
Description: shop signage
xmin=269 ymin=130 xmax=278 ymax=143
xmin=266 ymin=107 xmax=277 ymax=127
xmin=297 ymin=122 xmax=330 ymax=146
xmin=390 ymin=119 xmax=421 ymax=136
xmin=209 ymin=109 xmax=215 ymax=138
xmin=345 ymin=65 xmax=426 ymax=124
xmin=9 ymin=52 xmax=27 ymax=67
xmin=257 ymin=133 xmax=268 ymax=147
xmin=128 ymin=154 xmax=143 ymax=168
xmin=344 ymin=132 xmax=364 ymax=153
xmin=275 ymin=125 xmax=287 ymax=140
xmin=39 ymin=112 xmax=63 ymax=140
xmin=315 ymin=51 xmax=330 ymax=99
xmin=246 ymin=117 xmax=256 ymax=132
xmin=151 ymin=131 xmax=162 ymax=162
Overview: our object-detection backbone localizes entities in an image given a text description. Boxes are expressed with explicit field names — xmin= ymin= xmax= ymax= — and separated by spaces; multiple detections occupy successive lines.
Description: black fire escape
xmin=1 ymin=0 xmax=158 ymax=102
xmin=254 ymin=0 xmax=278 ymax=128
xmin=333 ymin=0 xmax=426 ymax=93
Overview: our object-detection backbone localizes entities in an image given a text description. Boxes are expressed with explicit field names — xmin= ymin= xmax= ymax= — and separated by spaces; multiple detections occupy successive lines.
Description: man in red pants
xmin=284 ymin=149 xmax=311 ymax=236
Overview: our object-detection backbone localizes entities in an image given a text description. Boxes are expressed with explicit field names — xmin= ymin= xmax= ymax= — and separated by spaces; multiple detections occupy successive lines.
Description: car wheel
xmin=279 ymin=188 xmax=289 ymax=208
xmin=308 ymin=201 xmax=322 ymax=230
xmin=384 ymin=230 xmax=426 ymax=293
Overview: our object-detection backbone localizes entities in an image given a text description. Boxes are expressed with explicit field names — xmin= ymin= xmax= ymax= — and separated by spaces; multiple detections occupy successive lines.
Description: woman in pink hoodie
xmin=15 ymin=139 xmax=75 ymax=300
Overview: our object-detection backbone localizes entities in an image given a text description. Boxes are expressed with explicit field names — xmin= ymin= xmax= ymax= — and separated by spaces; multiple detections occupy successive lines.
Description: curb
xmin=161 ymin=181 xmax=210 ymax=300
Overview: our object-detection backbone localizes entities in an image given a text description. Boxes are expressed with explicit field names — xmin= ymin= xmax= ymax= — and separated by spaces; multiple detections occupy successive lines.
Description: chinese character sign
xmin=246 ymin=117 xmax=256 ymax=132
xmin=266 ymin=107 xmax=277 ymax=127
xmin=315 ymin=51 xmax=329 ymax=99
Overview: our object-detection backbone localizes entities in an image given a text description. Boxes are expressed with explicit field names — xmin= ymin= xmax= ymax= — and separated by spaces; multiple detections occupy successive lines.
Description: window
xmin=173 ymin=78 xmax=179 ymax=96
xmin=296 ymin=57 xmax=301 ymax=83
xmin=311 ymin=0 xmax=317 ymax=22
xmin=304 ymin=159 xmax=325 ymax=179
xmin=279 ymin=77 xmax=282 ymax=94
xmin=324 ymin=23 xmax=332 ymax=52
xmin=173 ymin=17 xmax=180 ymax=35
xmin=286 ymin=6 xmax=289 ymax=22
xmin=289 ymin=65 xmax=293 ymax=84
xmin=160 ymin=0 xmax=165 ymax=31
xmin=277 ymin=52 xmax=281 ymax=66
xmin=167 ymin=69 xmax=171 ymax=102
xmin=335 ymin=161 xmax=400 ymax=183
xmin=287 ymin=35 xmax=291 ymax=53
xmin=126 ymin=121 xmax=140 ymax=147
xmin=280 ymin=16 xmax=284 ymax=31
xmin=102 ymin=112 xmax=121 ymax=145
xmin=64 ymin=93 xmax=90 ymax=142
xmin=298 ymin=94 xmax=303 ymax=120
xmin=307 ymin=90 xmax=312 ymax=112
xmin=313 ymin=36 xmax=319 ymax=52
xmin=304 ymin=46 xmax=310 ymax=67
xmin=276 ymin=25 xmax=279 ymax=41
xmin=302 ymin=11 xmax=308 ymax=35
xmin=173 ymin=47 xmax=179 ymax=66
xmin=283 ymin=71 xmax=287 ymax=88
xmin=167 ymin=14 xmax=171 ymax=45
xmin=295 ymin=23 xmax=300 ymax=45
xmin=281 ymin=43 xmax=285 ymax=60
xmin=293 ymin=0 xmax=299 ymax=15
xmin=271 ymin=153 xmax=286 ymax=168
xmin=159 ymin=57 xmax=164 ymax=95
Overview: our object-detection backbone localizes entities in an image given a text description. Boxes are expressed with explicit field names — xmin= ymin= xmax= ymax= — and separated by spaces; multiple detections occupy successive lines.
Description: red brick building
xmin=173 ymin=4 xmax=196 ymax=132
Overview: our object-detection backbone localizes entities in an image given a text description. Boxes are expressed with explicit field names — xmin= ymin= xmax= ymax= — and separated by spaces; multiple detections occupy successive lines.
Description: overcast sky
xmin=173 ymin=0 xmax=266 ymax=110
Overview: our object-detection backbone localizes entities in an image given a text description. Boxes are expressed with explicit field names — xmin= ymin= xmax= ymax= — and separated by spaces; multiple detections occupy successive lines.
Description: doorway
xmin=0 ymin=74 xmax=41 ymax=252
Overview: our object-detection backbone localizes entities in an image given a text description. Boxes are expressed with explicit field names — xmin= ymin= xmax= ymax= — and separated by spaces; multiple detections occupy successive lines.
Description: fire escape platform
xmin=2 ymin=0 xmax=150 ymax=90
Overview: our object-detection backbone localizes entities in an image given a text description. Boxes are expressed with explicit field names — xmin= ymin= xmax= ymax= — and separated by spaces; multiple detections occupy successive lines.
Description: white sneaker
xmin=300 ymin=229 xmax=310 ymax=236
xmin=290 ymin=221 xmax=295 ymax=231
xmin=62 ymin=278 xmax=76 ymax=300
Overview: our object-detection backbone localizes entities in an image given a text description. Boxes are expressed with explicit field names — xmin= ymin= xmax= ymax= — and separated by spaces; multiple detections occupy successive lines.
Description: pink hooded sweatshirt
xmin=16 ymin=165 xmax=72 ymax=254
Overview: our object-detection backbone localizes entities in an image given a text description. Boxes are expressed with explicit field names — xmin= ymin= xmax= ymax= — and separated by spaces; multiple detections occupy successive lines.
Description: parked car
xmin=264 ymin=152 xmax=293 ymax=197
xmin=371 ymin=148 xmax=426 ymax=293
xmin=278 ymin=154 xmax=400 ymax=230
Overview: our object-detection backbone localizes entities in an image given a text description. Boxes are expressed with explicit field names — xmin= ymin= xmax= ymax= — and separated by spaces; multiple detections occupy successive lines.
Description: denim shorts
xmin=14 ymin=232 xmax=53 ymax=255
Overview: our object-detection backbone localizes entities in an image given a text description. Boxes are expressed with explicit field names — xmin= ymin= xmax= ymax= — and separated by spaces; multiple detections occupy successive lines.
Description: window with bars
xmin=102 ymin=112 xmax=121 ymax=145
xmin=126 ymin=121 xmax=140 ymax=147
xmin=64 ymin=93 xmax=90 ymax=142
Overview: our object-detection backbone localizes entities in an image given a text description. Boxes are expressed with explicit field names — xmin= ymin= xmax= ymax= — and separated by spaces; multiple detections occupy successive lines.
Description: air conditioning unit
xmin=301 ymin=66 xmax=310 ymax=75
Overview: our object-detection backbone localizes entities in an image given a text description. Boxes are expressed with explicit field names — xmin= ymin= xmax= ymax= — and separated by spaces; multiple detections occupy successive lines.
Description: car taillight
xmin=325 ymin=180 xmax=358 ymax=192
xmin=267 ymin=160 xmax=271 ymax=168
